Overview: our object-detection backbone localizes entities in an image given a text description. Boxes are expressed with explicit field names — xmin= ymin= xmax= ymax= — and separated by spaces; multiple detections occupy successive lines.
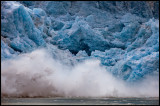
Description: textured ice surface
xmin=1 ymin=1 xmax=159 ymax=83
xmin=1 ymin=1 xmax=46 ymax=50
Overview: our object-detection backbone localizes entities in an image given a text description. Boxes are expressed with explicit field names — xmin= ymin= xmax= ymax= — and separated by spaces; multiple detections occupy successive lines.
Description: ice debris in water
xmin=1 ymin=1 xmax=159 ymax=82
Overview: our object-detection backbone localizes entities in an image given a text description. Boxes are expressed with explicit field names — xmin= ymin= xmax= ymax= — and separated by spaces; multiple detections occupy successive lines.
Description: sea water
xmin=1 ymin=97 xmax=159 ymax=105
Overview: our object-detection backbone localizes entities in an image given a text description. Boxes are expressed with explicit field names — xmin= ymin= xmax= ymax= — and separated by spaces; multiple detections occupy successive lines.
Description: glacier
xmin=1 ymin=1 xmax=159 ymax=97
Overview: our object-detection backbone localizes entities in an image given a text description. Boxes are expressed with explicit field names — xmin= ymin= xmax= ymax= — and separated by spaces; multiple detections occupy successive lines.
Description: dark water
xmin=1 ymin=97 xmax=159 ymax=105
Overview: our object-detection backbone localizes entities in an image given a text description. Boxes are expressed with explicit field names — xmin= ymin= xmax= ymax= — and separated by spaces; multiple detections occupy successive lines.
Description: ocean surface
xmin=1 ymin=97 xmax=159 ymax=105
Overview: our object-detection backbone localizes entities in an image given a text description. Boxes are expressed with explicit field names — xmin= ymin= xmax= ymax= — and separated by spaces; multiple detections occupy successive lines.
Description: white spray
xmin=1 ymin=49 xmax=159 ymax=97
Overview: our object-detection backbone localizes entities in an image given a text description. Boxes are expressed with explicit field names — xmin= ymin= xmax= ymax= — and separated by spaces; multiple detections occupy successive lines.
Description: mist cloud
xmin=1 ymin=49 xmax=159 ymax=98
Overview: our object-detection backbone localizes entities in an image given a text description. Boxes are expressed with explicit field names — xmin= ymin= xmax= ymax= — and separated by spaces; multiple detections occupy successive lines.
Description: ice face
xmin=1 ymin=1 xmax=46 ymax=52
xmin=1 ymin=1 xmax=159 ymax=83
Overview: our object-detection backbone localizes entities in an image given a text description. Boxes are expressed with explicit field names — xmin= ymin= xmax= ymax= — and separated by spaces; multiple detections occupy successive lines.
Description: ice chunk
xmin=43 ymin=1 xmax=67 ymax=17
xmin=91 ymin=48 xmax=125 ymax=66
xmin=52 ymin=17 xmax=110 ymax=55
xmin=50 ymin=18 xmax=64 ymax=31
xmin=120 ymin=13 xmax=146 ymax=24
xmin=1 ymin=1 xmax=46 ymax=47
xmin=1 ymin=40 xmax=17 ymax=60
xmin=10 ymin=36 xmax=36 ymax=52
xmin=113 ymin=21 xmax=140 ymax=44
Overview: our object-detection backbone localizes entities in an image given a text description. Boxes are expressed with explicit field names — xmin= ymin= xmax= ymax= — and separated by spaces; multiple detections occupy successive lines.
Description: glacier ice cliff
xmin=1 ymin=1 xmax=159 ymax=84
